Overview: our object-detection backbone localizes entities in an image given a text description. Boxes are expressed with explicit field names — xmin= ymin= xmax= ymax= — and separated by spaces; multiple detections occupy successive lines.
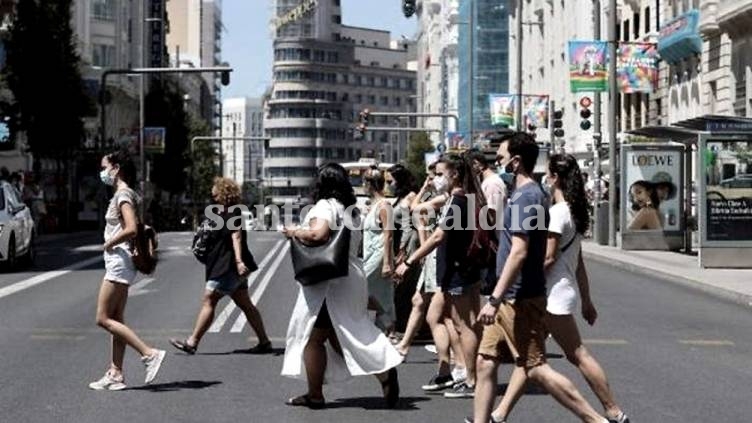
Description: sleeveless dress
xmin=282 ymin=199 xmax=403 ymax=383
xmin=362 ymin=199 xmax=396 ymax=331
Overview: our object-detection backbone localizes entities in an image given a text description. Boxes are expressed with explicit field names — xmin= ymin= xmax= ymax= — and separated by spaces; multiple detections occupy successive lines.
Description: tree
xmin=186 ymin=114 xmax=216 ymax=206
xmin=4 ymin=0 xmax=89 ymax=157
xmin=405 ymin=131 xmax=434 ymax=184
xmin=146 ymin=79 xmax=190 ymax=195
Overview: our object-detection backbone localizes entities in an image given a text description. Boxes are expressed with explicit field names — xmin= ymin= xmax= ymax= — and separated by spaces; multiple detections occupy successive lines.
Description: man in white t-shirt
xmin=468 ymin=150 xmax=507 ymax=226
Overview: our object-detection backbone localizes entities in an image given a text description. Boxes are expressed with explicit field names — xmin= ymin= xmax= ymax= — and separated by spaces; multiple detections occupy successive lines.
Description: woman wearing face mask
xmin=89 ymin=149 xmax=166 ymax=391
xmin=169 ymin=177 xmax=271 ymax=356
xmin=395 ymin=154 xmax=483 ymax=399
xmin=362 ymin=166 xmax=397 ymax=334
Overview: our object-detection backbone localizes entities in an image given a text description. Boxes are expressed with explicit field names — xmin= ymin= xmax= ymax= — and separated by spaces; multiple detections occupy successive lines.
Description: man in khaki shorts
xmin=470 ymin=133 xmax=611 ymax=423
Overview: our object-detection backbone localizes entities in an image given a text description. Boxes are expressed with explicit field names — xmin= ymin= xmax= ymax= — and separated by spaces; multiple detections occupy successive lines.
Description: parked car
xmin=719 ymin=174 xmax=752 ymax=188
xmin=0 ymin=181 xmax=35 ymax=270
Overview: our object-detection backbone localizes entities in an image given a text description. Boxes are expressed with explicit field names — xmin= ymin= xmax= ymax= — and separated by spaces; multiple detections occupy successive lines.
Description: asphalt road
xmin=0 ymin=231 xmax=750 ymax=422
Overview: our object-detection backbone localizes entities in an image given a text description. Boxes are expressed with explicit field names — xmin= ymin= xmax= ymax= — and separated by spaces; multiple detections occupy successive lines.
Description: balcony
xmin=699 ymin=0 xmax=720 ymax=36
xmin=717 ymin=0 xmax=752 ymax=32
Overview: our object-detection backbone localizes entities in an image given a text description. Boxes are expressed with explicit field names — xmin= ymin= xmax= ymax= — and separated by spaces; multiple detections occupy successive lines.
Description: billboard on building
xmin=617 ymin=43 xmax=659 ymax=93
xmin=488 ymin=94 xmax=515 ymax=127
xmin=622 ymin=145 xmax=683 ymax=234
xmin=568 ymin=41 xmax=608 ymax=92
xmin=522 ymin=95 xmax=549 ymax=129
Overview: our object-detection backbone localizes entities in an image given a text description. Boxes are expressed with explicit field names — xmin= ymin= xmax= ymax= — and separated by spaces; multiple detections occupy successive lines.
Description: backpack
xmin=132 ymin=223 xmax=158 ymax=274
xmin=192 ymin=218 xmax=216 ymax=264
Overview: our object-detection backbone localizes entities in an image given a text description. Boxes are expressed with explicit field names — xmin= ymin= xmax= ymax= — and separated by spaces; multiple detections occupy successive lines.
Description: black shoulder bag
xmin=290 ymin=200 xmax=351 ymax=286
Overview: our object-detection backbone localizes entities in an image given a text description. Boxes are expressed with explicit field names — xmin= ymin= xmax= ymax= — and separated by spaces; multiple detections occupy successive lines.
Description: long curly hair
xmin=212 ymin=177 xmax=242 ymax=206
xmin=313 ymin=163 xmax=357 ymax=211
xmin=548 ymin=154 xmax=589 ymax=235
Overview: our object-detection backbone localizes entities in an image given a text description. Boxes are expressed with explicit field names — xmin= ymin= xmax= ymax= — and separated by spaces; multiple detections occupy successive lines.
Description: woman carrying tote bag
xmin=281 ymin=163 xmax=403 ymax=410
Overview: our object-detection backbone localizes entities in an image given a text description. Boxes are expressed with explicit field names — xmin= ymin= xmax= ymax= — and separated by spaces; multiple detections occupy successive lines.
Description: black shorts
xmin=314 ymin=301 xmax=333 ymax=329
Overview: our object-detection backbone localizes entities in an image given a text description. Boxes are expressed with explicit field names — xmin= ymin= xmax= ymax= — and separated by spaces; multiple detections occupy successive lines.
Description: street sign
xmin=144 ymin=127 xmax=165 ymax=154
xmin=437 ymin=143 xmax=447 ymax=153
xmin=580 ymin=96 xmax=593 ymax=109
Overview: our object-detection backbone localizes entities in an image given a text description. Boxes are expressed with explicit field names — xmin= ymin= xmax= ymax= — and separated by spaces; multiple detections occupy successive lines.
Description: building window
xmin=92 ymin=44 xmax=115 ymax=67
xmin=333 ymin=0 xmax=340 ymax=5
xmin=92 ymin=0 xmax=115 ymax=20
xmin=367 ymin=95 xmax=375 ymax=104
xmin=633 ymin=12 xmax=640 ymax=38
xmin=644 ymin=7 xmax=650 ymax=34
xmin=380 ymin=96 xmax=389 ymax=106
xmin=332 ymin=14 xmax=341 ymax=24
xmin=355 ymin=94 xmax=362 ymax=103
xmin=394 ymin=97 xmax=401 ymax=107
xmin=708 ymin=35 xmax=721 ymax=71
xmin=623 ymin=19 xmax=630 ymax=41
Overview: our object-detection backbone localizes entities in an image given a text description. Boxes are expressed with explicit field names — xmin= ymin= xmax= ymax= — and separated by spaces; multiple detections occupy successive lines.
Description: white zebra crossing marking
xmin=208 ymin=240 xmax=284 ymax=333
xmin=231 ymin=242 xmax=291 ymax=332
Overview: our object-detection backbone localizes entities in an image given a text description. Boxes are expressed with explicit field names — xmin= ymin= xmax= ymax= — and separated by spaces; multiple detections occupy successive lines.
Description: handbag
xmin=290 ymin=200 xmax=351 ymax=286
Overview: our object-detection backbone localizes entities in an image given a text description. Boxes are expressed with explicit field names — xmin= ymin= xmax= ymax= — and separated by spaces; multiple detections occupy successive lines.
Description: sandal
xmin=380 ymin=368 xmax=400 ymax=409
xmin=285 ymin=394 xmax=326 ymax=410
xmin=169 ymin=338 xmax=197 ymax=355
xmin=246 ymin=341 xmax=273 ymax=355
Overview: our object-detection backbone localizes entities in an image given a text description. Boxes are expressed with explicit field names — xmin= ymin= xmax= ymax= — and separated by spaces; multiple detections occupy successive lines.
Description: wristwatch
xmin=487 ymin=295 xmax=503 ymax=307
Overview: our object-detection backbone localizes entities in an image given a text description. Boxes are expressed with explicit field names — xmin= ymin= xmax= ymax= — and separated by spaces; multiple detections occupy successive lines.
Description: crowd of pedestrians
xmin=85 ymin=136 xmax=630 ymax=422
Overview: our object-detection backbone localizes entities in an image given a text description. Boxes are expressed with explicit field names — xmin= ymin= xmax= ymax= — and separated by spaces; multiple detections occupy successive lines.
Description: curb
xmin=583 ymin=251 xmax=752 ymax=309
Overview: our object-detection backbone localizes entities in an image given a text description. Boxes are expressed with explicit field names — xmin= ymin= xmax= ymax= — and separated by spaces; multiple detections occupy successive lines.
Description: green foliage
xmin=186 ymin=114 xmax=216 ymax=205
xmin=146 ymin=79 xmax=190 ymax=194
xmin=4 ymin=0 xmax=90 ymax=156
xmin=405 ymin=131 xmax=433 ymax=184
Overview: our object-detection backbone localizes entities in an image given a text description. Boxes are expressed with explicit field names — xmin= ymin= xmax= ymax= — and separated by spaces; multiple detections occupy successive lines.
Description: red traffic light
xmin=579 ymin=96 xmax=592 ymax=109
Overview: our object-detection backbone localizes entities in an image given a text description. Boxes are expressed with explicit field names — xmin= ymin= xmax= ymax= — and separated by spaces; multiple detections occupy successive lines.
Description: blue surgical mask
xmin=497 ymin=167 xmax=514 ymax=186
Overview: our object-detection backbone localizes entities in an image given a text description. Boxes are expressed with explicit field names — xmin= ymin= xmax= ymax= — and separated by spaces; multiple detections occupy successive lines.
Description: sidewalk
xmin=582 ymin=241 xmax=752 ymax=308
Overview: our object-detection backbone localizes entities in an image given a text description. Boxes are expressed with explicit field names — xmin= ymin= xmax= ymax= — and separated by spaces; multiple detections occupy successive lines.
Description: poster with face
xmin=624 ymin=147 xmax=682 ymax=232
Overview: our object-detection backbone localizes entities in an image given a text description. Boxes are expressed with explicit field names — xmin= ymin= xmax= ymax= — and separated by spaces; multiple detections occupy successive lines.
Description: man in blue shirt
xmin=470 ymin=133 xmax=611 ymax=423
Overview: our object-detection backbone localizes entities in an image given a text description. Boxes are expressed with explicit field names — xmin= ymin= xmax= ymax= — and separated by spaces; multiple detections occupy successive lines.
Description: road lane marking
xmin=129 ymin=277 xmax=156 ymax=297
xmin=30 ymin=334 xmax=86 ymax=341
xmin=231 ymin=242 xmax=291 ymax=333
xmin=0 ymin=255 xmax=103 ymax=300
xmin=678 ymin=339 xmax=735 ymax=346
xmin=208 ymin=240 xmax=284 ymax=333
xmin=583 ymin=339 xmax=630 ymax=345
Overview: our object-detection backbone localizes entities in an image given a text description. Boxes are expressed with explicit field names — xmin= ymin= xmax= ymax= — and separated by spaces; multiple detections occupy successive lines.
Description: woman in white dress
xmin=281 ymin=163 xmax=403 ymax=409
xmin=490 ymin=154 xmax=630 ymax=423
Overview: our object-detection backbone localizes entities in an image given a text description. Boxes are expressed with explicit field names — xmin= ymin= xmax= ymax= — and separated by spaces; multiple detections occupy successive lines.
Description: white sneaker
xmin=452 ymin=366 xmax=467 ymax=384
xmin=142 ymin=349 xmax=166 ymax=384
xmin=424 ymin=344 xmax=437 ymax=354
xmin=88 ymin=372 xmax=127 ymax=391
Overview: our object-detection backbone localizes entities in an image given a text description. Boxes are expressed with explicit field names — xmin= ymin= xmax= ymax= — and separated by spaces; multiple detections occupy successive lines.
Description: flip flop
xmin=285 ymin=394 xmax=326 ymax=410
xmin=169 ymin=338 xmax=197 ymax=355
xmin=380 ymin=368 xmax=400 ymax=409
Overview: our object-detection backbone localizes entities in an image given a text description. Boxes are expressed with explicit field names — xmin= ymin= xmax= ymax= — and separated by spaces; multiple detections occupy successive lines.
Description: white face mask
xmin=432 ymin=175 xmax=449 ymax=193
xmin=100 ymin=168 xmax=116 ymax=186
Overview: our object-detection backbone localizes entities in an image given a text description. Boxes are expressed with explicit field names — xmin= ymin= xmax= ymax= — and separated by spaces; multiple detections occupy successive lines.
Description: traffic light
xmin=221 ymin=70 xmax=231 ymax=86
xmin=552 ymin=109 xmax=564 ymax=138
xmin=579 ymin=96 xmax=592 ymax=130
xmin=355 ymin=108 xmax=370 ymax=140
xmin=403 ymin=0 xmax=416 ymax=18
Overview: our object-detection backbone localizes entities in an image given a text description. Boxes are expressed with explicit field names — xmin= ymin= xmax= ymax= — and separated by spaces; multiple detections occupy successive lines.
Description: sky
xmin=221 ymin=0 xmax=418 ymax=99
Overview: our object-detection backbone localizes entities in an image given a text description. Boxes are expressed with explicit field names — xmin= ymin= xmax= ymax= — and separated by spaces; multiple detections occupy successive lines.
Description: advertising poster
xmin=522 ymin=95 xmax=549 ymax=128
xmin=144 ymin=127 xmax=166 ymax=154
xmin=704 ymin=140 xmax=752 ymax=242
xmin=624 ymin=147 xmax=683 ymax=232
xmin=617 ymin=43 xmax=658 ymax=93
xmin=446 ymin=132 xmax=467 ymax=149
xmin=488 ymin=94 xmax=516 ymax=127
xmin=568 ymin=41 xmax=608 ymax=92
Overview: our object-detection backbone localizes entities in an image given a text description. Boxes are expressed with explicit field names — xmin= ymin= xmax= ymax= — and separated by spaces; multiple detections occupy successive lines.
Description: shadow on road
xmin=128 ymin=380 xmax=222 ymax=392
xmin=325 ymin=396 xmax=429 ymax=411
xmin=496 ymin=383 xmax=548 ymax=396
xmin=197 ymin=347 xmax=286 ymax=357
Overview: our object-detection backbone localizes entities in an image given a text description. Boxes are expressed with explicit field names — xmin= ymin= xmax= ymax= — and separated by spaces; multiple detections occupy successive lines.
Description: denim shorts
xmin=206 ymin=272 xmax=247 ymax=296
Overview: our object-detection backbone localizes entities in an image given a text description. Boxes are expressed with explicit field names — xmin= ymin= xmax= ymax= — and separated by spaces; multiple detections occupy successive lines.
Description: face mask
xmin=504 ymin=157 xmax=517 ymax=175
xmin=432 ymin=175 xmax=449 ymax=193
xmin=497 ymin=165 xmax=514 ymax=186
xmin=100 ymin=168 xmax=116 ymax=186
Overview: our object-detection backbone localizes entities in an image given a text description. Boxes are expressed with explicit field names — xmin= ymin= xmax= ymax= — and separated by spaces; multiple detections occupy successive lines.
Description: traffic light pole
xmin=592 ymin=0 xmax=604 ymax=244
xmin=607 ymin=0 xmax=618 ymax=246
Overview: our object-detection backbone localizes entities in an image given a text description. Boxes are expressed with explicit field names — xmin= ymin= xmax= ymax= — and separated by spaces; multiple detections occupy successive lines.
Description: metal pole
xmin=139 ymin=0 xmax=146 ymax=218
xmin=468 ymin=0 xmax=474 ymax=146
xmin=608 ymin=0 xmax=618 ymax=246
xmin=515 ymin=0 xmax=523 ymax=132
xmin=592 ymin=0 xmax=603 ymax=243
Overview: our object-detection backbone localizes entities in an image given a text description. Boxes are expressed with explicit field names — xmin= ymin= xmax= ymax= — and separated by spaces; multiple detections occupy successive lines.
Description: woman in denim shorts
xmin=170 ymin=177 xmax=271 ymax=355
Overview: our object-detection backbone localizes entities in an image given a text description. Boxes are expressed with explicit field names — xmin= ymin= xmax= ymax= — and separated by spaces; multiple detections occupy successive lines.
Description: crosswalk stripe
xmin=0 ymin=255 xmax=102 ymax=300
xmin=231 ymin=242 xmax=291 ymax=333
xmin=209 ymin=240 xmax=284 ymax=333
xmin=129 ymin=277 xmax=156 ymax=297
xmin=678 ymin=339 xmax=734 ymax=346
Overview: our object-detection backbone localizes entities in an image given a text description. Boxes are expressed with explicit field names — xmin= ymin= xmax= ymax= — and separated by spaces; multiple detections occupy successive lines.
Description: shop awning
xmin=658 ymin=10 xmax=703 ymax=64
xmin=628 ymin=115 xmax=752 ymax=144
